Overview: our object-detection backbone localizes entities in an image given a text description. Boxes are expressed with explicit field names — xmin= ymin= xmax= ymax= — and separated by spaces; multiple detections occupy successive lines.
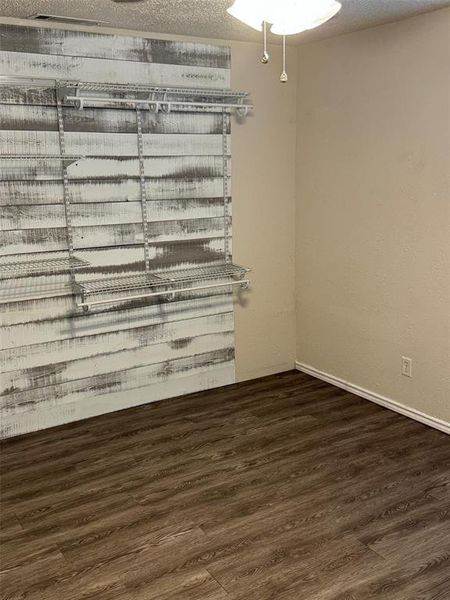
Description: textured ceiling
xmin=0 ymin=0 xmax=449 ymax=44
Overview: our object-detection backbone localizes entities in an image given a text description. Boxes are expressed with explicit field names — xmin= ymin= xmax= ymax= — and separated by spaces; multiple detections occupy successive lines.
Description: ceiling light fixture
xmin=227 ymin=0 xmax=342 ymax=82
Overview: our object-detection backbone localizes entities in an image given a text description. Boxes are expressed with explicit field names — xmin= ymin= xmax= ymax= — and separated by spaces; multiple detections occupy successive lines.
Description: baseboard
xmin=295 ymin=361 xmax=450 ymax=436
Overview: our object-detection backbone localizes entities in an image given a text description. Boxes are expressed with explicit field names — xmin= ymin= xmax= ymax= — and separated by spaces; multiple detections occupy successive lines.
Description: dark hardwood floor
xmin=1 ymin=370 xmax=449 ymax=599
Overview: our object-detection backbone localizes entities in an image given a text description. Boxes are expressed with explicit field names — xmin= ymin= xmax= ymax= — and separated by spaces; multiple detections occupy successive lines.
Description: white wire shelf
xmin=0 ymin=257 xmax=90 ymax=280
xmin=161 ymin=263 xmax=248 ymax=284
xmin=60 ymin=81 xmax=253 ymax=115
xmin=75 ymin=263 xmax=250 ymax=311
xmin=0 ymin=155 xmax=84 ymax=164
xmin=77 ymin=273 xmax=163 ymax=295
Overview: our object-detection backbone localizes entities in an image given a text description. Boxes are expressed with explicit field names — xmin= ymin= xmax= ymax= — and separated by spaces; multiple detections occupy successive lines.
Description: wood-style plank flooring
xmin=1 ymin=371 xmax=449 ymax=599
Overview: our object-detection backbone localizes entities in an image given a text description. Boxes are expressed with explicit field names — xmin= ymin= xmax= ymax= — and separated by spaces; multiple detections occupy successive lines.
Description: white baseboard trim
xmin=295 ymin=361 xmax=450 ymax=436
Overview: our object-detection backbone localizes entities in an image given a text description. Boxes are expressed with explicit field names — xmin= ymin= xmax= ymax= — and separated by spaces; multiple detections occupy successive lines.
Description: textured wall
xmin=0 ymin=20 xmax=298 ymax=437
xmin=295 ymin=9 xmax=450 ymax=423
xmin=232 ymin=41 xmax=297 ymax=381
xmin=0 ymin=24 xmax=238 ymax=438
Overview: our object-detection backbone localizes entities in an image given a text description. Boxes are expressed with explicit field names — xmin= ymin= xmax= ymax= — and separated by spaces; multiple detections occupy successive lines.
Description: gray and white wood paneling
xmin=0 ymin=24 xmax=235 ymax=438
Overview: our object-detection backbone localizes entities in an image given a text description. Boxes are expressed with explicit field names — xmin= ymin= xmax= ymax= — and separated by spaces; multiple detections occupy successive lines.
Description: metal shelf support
xmin=55 ymin=81 xmax=79 ymax=296
xmin=135 ymin=107 xmax=151 ymax=273
xmin=222 ymin=109 xmax=231 ymax=263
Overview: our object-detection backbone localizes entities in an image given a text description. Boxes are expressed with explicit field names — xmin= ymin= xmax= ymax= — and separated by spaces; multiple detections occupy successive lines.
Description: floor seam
xmin=206 ymin=567 xmax=232 ymax=596
xmin=357 ymin=538 xmax=388 ymax=561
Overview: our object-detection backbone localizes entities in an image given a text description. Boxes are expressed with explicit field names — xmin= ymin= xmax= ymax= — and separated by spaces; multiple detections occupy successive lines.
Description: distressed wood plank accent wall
xmin=0 ymin=24 xmax=236 ymax=438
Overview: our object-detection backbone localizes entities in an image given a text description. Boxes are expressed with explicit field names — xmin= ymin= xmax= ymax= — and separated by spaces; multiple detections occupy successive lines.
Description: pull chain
xmin=280 ymin=35 xmax=288 ymax=83
xmin=261 ymin=21 xmax=269 ymax=64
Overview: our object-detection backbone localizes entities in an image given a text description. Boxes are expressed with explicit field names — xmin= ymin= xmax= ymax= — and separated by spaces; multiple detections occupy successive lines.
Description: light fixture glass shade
xmin=226 ymin=0 xmax=267 ymax=32
xmin=227 ymin=0 xmax=342 ymax=36
xmin=269 ymin=0 xmax=342 ymax=35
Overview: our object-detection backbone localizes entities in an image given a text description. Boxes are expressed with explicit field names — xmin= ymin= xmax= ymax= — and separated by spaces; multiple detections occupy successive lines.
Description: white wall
xmin=295 ymin=8 xmax=450 ymax=424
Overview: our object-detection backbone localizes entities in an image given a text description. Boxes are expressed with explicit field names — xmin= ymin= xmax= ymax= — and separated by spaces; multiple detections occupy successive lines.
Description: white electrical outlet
xmin=401 ymin=356 xmax=412 ymax=378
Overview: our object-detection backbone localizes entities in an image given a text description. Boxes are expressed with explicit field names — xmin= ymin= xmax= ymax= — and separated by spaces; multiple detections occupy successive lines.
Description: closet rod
xmin=65 ymin=95 xmax=253 ymax=113
xmin=77 ymin=279 xmax=250 ymax=311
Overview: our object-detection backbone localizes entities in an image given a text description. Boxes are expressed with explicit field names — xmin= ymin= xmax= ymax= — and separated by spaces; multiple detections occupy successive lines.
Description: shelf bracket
xmin=135 ymin=107 xmax=152 ymax=273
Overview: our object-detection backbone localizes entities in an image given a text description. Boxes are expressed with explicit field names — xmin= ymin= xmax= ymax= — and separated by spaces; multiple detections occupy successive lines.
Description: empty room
xmin=0 ymin=1 xmax=449 ymax=598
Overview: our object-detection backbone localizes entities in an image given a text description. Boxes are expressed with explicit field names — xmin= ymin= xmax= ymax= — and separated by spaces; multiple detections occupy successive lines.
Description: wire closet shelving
xmin=0 ymin=257 xmax=90 ymax=280
xmin=0 ymin=155 xmax=83 ymax=161
xmin=75 ymin=264 xmax=250 ymax=311
xmin=59 ymin=81 xmax=253 ymax=115
xmin=0 ymin=76 xmax=253 ymax=310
